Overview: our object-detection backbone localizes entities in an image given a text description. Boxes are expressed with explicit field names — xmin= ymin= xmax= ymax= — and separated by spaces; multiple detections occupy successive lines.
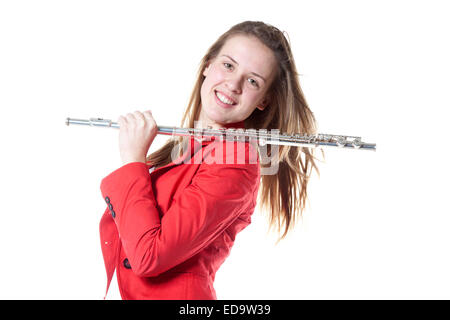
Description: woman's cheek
xmin=212 ymin=65 xmax=227 ymax=82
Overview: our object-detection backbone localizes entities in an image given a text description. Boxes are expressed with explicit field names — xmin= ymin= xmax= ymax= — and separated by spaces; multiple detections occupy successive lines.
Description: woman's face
xmin=198 ymin=35 xmax=277 ymax=129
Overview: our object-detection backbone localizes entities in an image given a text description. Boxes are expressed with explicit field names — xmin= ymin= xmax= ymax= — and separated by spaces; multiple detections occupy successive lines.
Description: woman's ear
xmin=256 ymin=97 xmax=270 ymax=111
xmin=203 ymin=61 xmax=211 ymax=77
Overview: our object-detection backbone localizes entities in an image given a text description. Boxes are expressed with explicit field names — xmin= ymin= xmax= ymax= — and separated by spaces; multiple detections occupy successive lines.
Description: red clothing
xmin=99 ymin=123 xmax=260 ymax=299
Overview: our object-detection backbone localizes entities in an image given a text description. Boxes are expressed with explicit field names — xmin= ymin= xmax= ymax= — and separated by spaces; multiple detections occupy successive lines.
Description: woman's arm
xmin=100 ymin=145 xmax=260 ymax=277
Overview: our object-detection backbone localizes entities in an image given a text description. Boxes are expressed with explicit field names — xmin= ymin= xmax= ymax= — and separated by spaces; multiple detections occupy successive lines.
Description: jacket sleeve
xmin=100 ymin=145 xmax=260 ymax=277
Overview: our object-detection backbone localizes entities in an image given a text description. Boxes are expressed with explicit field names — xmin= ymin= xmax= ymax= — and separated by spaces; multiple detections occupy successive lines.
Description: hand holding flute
xmin=117 ymin=110 xmax=158 ymax=166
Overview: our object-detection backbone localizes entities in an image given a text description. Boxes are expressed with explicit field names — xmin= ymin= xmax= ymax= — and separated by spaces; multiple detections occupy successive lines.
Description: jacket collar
xmin=148 ymin=120 xmax=247 ymax=172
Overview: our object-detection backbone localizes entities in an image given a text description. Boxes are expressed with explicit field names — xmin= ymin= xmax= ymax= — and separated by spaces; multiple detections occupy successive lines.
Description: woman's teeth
xmin=215 ymin=91 xmax=235 ymax=105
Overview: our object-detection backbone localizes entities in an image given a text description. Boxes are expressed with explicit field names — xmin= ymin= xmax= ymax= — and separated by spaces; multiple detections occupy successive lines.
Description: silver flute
xmin=66 ymin=117 xmax=376 ymax=151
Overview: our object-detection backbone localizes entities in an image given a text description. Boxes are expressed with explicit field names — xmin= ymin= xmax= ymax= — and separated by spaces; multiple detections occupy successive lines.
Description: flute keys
xmin=336 ymin=136 xmax=346 ymax=147
xmin=352 ymin=138 xmax=362 ymax=149
xmin=258 ymin=138 xmax=267 ymax=146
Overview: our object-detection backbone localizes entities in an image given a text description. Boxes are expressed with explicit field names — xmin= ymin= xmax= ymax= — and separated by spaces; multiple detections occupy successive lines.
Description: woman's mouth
xmin=214 ymin=90 xmax=237 ymax=108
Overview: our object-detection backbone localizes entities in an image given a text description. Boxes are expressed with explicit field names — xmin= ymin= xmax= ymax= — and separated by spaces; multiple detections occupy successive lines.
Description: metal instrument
xmin=66 ymin=117 xmax=376 ymax=151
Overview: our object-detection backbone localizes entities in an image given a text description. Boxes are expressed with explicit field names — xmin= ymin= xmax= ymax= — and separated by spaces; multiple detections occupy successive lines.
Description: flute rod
xmin=66 ymin=117 xmax=376 ymax=151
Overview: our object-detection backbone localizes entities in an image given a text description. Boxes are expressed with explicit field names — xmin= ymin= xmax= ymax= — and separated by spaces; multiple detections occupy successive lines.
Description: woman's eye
xmin=248 ymin=78 xmax=259 ymax=87
xmin=222 ymin=62 xmax=258 ymax=87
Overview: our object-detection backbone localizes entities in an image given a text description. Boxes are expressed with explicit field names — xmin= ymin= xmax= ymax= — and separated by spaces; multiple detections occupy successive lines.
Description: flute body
xmin=66 ymin=117 xmax=376 ymax=151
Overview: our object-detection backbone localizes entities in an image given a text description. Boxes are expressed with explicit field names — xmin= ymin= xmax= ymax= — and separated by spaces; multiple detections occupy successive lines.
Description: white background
xmin=0 ymin=0 xmax=449 ymax=299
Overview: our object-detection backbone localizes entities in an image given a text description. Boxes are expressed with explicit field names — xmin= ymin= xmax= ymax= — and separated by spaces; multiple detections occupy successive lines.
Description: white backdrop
xmin=0 ymin=0 xmax=449 ymax=299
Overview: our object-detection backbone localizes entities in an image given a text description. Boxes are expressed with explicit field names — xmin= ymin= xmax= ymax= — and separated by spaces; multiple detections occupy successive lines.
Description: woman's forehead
xmin=218 ymin=35 xmax=277 ymax=78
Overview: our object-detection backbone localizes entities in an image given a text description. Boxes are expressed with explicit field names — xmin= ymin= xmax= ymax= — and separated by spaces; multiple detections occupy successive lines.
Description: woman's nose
xmin=225 ymin=75 xmax=242 ymax=93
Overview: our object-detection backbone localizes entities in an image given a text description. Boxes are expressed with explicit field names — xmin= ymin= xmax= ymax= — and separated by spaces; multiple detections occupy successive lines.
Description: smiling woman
xmin=150 ymin=21 xmax=319 ymax=240
xmin=99 ymin=20 xmax=319 ymax=300
xmin=198 ymin=35 xmax=277 ymax=127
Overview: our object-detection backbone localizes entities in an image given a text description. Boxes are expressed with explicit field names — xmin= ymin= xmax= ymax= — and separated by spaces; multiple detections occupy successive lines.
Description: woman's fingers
xmin=117 ymin=115 xmax=127 ymax=127
xmin=117 ymin=110 xmax=158 ymax=165
xmin=121 ymin=111 xmax=152 ymax=128
xmin=132 ymin=111 xmax=146 ymax=126
xmin=143 ymin=110 xmax=153 ymax=120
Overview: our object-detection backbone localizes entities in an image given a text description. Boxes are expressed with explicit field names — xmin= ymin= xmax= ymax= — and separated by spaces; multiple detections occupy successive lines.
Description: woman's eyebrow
xmin=220 ymin=54 xmax=267 ymax=82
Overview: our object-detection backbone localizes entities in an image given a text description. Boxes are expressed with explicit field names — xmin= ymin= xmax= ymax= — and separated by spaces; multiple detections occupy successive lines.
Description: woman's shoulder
xmin=196 ymin=140 xmax=261 ymax=190
xmin=193 ymin=141 xmax=260 ymax=198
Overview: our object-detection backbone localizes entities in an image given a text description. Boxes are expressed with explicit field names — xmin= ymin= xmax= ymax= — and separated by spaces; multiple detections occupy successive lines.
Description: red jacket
xmin=99 ymin=123 xmax=260 ymax=299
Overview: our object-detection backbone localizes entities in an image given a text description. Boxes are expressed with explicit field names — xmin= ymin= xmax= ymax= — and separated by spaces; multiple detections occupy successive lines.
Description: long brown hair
xmin=147 ymin=21 xmax=320 ymax=242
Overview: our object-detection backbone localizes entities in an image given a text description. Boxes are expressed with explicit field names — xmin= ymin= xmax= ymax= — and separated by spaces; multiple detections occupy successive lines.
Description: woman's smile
xmin=214 ymin=90 xmax=237 ymax=108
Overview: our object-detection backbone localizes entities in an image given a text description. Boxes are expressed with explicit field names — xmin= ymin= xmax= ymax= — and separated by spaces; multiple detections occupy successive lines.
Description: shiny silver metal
xmin=66 ymin=117 xmax=376 ymax=151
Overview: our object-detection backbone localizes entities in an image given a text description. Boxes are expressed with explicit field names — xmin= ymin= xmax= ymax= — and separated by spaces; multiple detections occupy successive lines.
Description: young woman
xmin=99 ymin=21 xmax=319 ymax=300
